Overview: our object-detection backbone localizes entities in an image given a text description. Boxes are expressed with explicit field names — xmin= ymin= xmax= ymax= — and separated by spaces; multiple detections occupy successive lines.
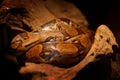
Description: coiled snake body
xmin=11 ymin=18 xmax=94 ymax=67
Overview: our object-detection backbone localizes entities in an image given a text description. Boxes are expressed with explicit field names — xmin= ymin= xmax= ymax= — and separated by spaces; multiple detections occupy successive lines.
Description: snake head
xmin=11 ymin=31 xmax=42 ymax=51
xmin=11 ymin=32 xmax=29 ymax=51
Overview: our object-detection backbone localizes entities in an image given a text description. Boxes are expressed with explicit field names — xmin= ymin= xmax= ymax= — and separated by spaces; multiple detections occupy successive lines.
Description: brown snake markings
xmin=11 ymin=18 xmax=94 ymax=67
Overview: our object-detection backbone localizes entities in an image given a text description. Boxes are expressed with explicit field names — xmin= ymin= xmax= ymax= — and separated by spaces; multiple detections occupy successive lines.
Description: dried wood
xmin=0 ymin=0 xmax=88 ymax=32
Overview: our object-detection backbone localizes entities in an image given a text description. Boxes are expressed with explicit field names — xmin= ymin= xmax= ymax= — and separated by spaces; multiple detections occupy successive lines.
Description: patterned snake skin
xmin=11 ymin=18 xmax=94 ymax=67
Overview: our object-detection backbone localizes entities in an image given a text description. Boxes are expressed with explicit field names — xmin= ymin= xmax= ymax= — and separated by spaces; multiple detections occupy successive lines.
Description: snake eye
xmin=20 ymin=32 xmax=29 ymax=40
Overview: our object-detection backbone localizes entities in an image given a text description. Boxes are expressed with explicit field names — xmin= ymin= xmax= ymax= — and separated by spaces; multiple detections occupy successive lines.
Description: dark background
xmin=69 ymin=0 xmax=120 ymax=32
xmin=0 ymin=0 xmax=120 ymax=80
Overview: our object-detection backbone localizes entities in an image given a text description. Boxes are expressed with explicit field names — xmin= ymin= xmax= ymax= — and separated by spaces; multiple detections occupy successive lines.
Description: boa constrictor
xmin=11 ymin=18 xmax=94 ymax=67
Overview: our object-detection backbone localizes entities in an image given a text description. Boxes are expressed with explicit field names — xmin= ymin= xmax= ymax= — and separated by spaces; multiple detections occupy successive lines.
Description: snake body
xmin=11 ymin=18 xmax=94 ymax=67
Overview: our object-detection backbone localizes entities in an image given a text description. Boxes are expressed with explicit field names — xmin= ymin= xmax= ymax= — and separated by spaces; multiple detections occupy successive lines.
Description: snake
xmin=11 ymin=18 xmax=94 ymax=67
